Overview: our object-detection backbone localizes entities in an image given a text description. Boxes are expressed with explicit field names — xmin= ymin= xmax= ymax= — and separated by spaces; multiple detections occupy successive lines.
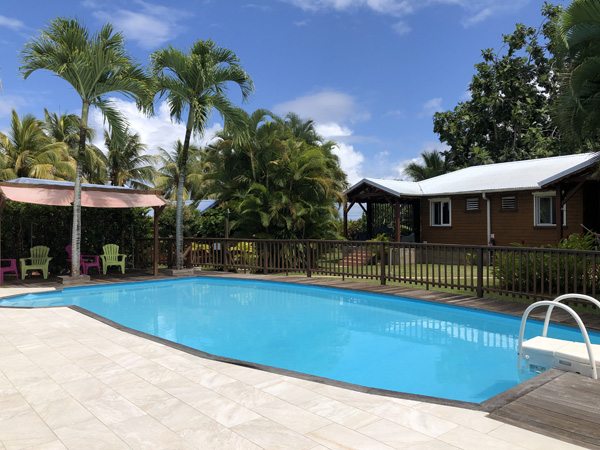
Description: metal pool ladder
xmin=517 ymin=294 xmax=600 ymax=380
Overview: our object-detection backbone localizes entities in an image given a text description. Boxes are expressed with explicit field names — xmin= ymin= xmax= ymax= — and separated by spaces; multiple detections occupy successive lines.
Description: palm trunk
xmin=71 ymin=101 xmax=89 ymax=276
xmin=176 ymin=107 xmax=194 ymax=270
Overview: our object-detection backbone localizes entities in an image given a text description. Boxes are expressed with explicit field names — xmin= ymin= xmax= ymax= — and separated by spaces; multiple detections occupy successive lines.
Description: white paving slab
xmin=0 ymin=287 xmax=587 ymax=449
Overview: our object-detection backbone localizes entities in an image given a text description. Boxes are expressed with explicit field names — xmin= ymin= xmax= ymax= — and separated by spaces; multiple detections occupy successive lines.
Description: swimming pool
xmin=3 ymin=277 xmax=598 ymax=403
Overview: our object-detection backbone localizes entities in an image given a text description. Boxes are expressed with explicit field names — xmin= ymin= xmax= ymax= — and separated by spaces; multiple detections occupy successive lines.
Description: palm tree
xmin=43 ymin=109 xmax=108 ymax=184
xmin=403 ymin=150 xmax=452 ymax=181
xmin=201 ymin=108 xmax=348 ymax=239
xmin=105 ymin=129 xmax=155 ymax=188
xmin=0 ymin=109 xmax=74 ymax=181
xmin=554 ymin=0 xmax=600 ymax=141
xmin=151 ymin=39 xmax=254 ymax=269
xmin=154 ymin=140 xmax=202 ymax=202
xmin=20 ymin=17 xmax=153 ymax=276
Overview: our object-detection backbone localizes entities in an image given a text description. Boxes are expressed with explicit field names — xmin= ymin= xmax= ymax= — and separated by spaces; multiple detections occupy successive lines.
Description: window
xmin=534 ymin=193 xmax=566 ymax=226
xmin=466 ymin=198 xmax=479 ymax=211
xmin=501 ymin=196 xmax=516 ymax=210
xmin=430 ymin=199 xmax=451 ymax=226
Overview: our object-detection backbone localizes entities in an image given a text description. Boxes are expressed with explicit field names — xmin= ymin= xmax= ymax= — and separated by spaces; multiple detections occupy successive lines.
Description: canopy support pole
xmin=0 ymin=196 xmax=6 ymax=286
xmin=153 ymin=205 xmax=166 ymax=276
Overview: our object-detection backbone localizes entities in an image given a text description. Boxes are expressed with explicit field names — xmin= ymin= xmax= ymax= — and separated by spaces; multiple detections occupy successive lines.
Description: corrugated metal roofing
xmin=6 ymin=177 xmax=132 ymax=190
xmin=347 ymin=153 xmax=598 ymax=197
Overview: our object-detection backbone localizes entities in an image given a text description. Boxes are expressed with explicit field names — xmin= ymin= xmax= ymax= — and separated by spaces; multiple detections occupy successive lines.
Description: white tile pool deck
xmin=0 ymin=286 xmax=586 ymax=450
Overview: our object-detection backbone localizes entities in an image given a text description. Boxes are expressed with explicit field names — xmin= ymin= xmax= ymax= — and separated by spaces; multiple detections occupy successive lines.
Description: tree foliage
xmin=154 ymin=140 xmax=203 ymax=202
xmin=105 ymin=128 xmax=156 ymax=188
xmin=403 ymin=150 xmax=452 ymax=181
xmin=433 ymin=4 xmax=578 ymax=168
xmin=0 ymin=109 xmax=74 ymax=180
xmin=150 ymin=39 xmax=253 ymax=269
xmin=20 ymin=16 xmax=153 ymax=276
xmin=554 ymin=0 xmax=600 ymax=144
xmin=201 ymin=109 xmax=348 ymax=239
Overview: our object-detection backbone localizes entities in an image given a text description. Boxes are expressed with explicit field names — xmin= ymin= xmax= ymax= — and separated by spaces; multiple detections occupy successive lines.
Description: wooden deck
xmin=2 ymin=269 xmax=600 ymax=448
xmin=489 ymin=370 xmax=600 ymax=449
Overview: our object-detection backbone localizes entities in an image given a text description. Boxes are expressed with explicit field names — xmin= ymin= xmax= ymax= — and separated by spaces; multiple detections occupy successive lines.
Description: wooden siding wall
xmin=421 ymin=189 xmax=585 ymax=247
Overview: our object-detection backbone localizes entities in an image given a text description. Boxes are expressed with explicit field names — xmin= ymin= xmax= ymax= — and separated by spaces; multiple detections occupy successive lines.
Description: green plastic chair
xmin=20 ymin=245 xmax=52 ymax=279
xmin=101 ymin=244 xmax=127 ymax=274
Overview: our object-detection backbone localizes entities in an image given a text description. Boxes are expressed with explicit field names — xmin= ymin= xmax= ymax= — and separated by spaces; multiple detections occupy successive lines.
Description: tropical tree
xmin=150 ymin=39 xmax=254 ymax=269
xmin=154 ymin=140 xmax=203 ymax=202
xmin=403 ymin=150 xmax=452 ymax=181
xmin=201 ymin=109 xmax=348 ymax=239
xmin=554 ymin=0 xmax=600 ymax=143
xmin=43 ymin=109 xmax=107 ymax=184
xmin=105 ymin=129 xmax=155 ymax=188
xmin=0 ymin=109 xmax=74 ymax=181
xmin=20 ymin=17 xmax=153 ymax=276
xmin=433 ymin=4 xmax=573 ymax=167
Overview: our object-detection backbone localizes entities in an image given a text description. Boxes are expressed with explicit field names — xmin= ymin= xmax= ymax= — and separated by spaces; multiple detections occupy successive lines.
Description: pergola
xmin=343 ymin=179 xmax=421 ymax=242
xmin=0 ymin=178 xmax=167 ymax=281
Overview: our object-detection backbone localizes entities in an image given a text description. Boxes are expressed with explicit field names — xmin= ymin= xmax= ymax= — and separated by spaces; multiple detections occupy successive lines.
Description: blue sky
xmin=0 ymin=0 xmax=563 ymax=186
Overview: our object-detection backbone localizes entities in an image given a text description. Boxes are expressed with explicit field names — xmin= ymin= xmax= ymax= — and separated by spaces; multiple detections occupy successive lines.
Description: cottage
xmin=344 ymin=153 xmax=600 ymax=247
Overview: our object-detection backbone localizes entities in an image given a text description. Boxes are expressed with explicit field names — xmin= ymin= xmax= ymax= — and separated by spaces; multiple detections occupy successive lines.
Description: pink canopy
xmin=0 ymin=179 xmax=167 ymax=279
xmin=0 ymin=183 xmax=166 ymax=208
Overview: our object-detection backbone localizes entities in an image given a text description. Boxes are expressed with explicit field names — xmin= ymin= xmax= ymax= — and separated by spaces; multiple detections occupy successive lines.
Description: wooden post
xmin=476 ymin=246 xmax=483 ymax=298
xmin=152 ymin=205 xmax=165 ymax=277
xmin=366 ymin=202 xmax=373 ymax=239
xmin=343 ymin=200 xmax=348 ymax=239
xmin=555 ymin=185 xmax=563 ymax=242
xmin=395 ymin=200 xmax=401 ymax=242
xmin=263 ymin=241 xmax=268 ymax=274
xmin=380 ymin=242 xmax=386 ymax=285
xmin=306 ymin=240 xmax=312 ymax=278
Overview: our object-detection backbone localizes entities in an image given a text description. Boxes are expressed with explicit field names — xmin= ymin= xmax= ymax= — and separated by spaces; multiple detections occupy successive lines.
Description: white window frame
xmin=533 ymin=192 xmax=566 ymax=226
xmin=430 ymin=198 xmax=451 ymax=227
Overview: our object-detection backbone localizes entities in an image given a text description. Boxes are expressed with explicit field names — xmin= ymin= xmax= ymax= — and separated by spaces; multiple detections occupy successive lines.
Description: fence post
xmin=263 ymin=241 xmax=268 ymax=274
xmin=476 ymin=247 xmax=484 ymax=298
xmin=306 ymin=241 xmax=312 ymax=278
xmin=380 ymin=242 xmax=386 ymax=285
xmin=222 ymin=239 xmax=228 ymax=272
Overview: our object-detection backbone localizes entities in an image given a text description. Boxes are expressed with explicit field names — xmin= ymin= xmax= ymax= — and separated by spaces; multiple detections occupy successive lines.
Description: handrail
xmin=542 ymin=294 xmax=600 ymax=337
xmin=517 ymin=299 xmax=598 ymax=379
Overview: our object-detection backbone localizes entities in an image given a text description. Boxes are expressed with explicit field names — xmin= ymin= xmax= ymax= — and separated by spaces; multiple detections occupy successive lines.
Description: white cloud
xmin=281 ymin=0 xmax=528 ymax=30
xmin=89 ymin=98 xmax=221 ymax=155
xmin=273 ymin=90 xmax=370 ymax=124
xmin=393 ymin=157 xmax=420 ymax=180
xmin=294 ymin=19 xmax=310 ymax=26
xmin=274 ymin=90 xmax=369 ymax=183
xmin=383 ymin=109 xmax=405 ymax=119
xmin=88 ymin=0 xmax=189 ymax=50
xmin=315 ymin=123 xmax=353 ymax=137
xmin=332 ymin=142 xmax=364 ymax=185
xmin=0 ymin=94 xmax=28 ymax=119
xmin=0 ymin=15 xmax=26 ymax=31
xmin=392 ymin=21 xmax=411 ymax=36
xmin=418 ymin=97 xmax=442 ymax=118
xmin=285 ymin=0 xmax=414 ymax=16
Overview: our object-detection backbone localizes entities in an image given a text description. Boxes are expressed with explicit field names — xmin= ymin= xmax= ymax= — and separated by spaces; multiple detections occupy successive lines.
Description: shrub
xmin=493 ymin=232 xmax=600 ymax=295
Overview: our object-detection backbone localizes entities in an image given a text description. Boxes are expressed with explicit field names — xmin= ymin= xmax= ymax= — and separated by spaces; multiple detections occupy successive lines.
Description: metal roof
xmin=6 ymin=177 xmax=132 ymax=190
xmin=346 ymin=153 xmax=598 ymax=198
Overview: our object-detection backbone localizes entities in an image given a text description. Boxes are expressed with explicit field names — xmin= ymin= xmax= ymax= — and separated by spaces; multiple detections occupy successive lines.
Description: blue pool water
xmin=3 ymin=277 xmax=599 ymax=403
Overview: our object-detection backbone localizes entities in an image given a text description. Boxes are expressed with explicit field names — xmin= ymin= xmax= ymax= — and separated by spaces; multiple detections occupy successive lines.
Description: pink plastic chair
xmin=0 ymin=259 xmax=19 ymax=283
xmin=66 ymin=245 xmax=101 ymax=275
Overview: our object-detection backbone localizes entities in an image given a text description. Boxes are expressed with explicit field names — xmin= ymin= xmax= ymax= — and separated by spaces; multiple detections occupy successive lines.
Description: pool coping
xmin=0 ymin=273 xmax=583 ymax=414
